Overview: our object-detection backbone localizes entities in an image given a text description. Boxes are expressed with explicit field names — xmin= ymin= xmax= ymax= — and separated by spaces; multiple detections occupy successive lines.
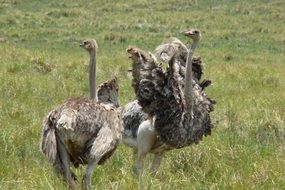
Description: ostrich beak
xmin=184 ymin=31 xmax=194 ymax=37
xmin=79 ymin=43 xmax=84 ymax=47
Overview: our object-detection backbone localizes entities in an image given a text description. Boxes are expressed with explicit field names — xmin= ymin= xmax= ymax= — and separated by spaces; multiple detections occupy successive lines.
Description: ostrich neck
xmin=89 ymin=50 xmax=97 ymax=101
xmin=184 ymin=41 xmax=198 ymax=114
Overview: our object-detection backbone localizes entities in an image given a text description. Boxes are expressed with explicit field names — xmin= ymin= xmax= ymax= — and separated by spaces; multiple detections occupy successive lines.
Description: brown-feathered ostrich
xmin=40 ymin=39 xmax=123 ymax=189
xmin=122 ymin=29 xmax=215 ymax=176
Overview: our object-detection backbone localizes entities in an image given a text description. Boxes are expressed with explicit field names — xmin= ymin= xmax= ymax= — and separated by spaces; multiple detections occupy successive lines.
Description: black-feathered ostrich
xmin=122 ymin=29 xmax=215 ymax=176
xmin=40 ymin=39 xmax=123 ymax=189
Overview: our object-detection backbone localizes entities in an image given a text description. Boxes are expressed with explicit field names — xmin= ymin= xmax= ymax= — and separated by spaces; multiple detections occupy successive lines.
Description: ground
xmin=0 ymin=0 xmax=284 ymax=189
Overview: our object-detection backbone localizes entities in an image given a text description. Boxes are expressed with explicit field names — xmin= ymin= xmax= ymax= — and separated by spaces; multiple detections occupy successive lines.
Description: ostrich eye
xmin=84 ymin=41 xmax=88 ymax=45
xmin=193 ymin=30 xmax=198 ymax=34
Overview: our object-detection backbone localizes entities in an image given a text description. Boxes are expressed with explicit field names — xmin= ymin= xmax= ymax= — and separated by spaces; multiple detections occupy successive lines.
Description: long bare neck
xmin=184 ymin=40 xmax=198 ymax=114
xmin=89 ymin=50 xmax=97 ymax=101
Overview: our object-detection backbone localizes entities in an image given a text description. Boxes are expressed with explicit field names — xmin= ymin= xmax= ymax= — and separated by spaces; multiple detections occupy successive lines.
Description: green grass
xmin=0 ymin=0 xmax=284 ymax=189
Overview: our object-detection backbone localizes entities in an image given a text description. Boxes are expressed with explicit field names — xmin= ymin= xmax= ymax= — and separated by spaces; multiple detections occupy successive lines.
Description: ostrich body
xmin=40 ymin=39 xmax=122 ymax=189
xmin=123 ymin=29 xmax=215 ymax=175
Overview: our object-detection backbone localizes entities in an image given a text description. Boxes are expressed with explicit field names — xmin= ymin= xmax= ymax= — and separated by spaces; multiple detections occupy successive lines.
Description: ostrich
xmin=122 ymin=57 xmax=207 ymax=175
xmin=123 ymin=29 xmax=215 ymax=176
xmin=40 ymin=39 xmax=123 ymax=189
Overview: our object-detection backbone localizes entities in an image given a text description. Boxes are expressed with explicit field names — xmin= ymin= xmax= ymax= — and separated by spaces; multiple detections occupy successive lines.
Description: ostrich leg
xmin=136 ymin=120 xmax=157 ymax=177
xmin=57 ymin=139 xmax=76 ymax=189
xmin=82 ymin=126 xmax=115 ymax=189
xmin=150 ymin=153 xmax=164 ymax=174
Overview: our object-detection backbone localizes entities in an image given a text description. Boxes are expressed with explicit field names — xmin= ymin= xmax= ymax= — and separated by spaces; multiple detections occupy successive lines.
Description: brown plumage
xmin=124 ymin=29 xmax=215 ymax=175
xmin=40 ymin=39 xmax=122 ymax=189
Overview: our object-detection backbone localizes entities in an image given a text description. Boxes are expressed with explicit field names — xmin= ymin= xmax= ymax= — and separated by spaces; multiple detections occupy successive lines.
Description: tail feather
xmin=97 ymin=77 xmax=119 ymax=107
xmin=40 ymin=111 xmax=58 ymax=164
xmin=41 ymin=111 xmax=70 ymax=176
xmin=200 ymin=79 xmax=212 ymax=90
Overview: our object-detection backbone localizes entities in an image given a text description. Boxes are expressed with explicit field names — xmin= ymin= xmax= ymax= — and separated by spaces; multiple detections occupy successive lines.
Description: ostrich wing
xmin=154 ymin=37 xmax=187 ymax=63
xmin=127 ymin=47 xmax=167 ymax=116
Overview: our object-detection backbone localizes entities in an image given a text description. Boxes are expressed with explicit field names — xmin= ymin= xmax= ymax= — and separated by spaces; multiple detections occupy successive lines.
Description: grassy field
xmin=0 ymin=0 xmax=284 ymax=189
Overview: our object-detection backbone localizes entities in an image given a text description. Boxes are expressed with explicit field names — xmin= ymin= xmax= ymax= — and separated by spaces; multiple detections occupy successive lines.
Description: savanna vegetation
xmin=0 ymin=0 xmax=284 ymax=189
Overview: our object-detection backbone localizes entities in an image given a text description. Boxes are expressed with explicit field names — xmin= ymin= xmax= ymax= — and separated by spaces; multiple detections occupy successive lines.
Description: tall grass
xmin=0 ymin=0 xmax=284 ymax=189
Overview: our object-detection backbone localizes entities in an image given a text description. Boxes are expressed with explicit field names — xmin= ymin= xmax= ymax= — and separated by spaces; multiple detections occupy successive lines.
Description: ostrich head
xmin=80 ymin=39 xmax=98 ymax=53
xmin=184 ymin=29 xmax=201 ymax=43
